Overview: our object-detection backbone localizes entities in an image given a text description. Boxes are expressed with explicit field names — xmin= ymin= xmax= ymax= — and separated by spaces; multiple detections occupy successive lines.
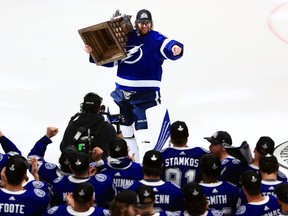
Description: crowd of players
xmin=0 ymin=121 xmax=288 ymax=216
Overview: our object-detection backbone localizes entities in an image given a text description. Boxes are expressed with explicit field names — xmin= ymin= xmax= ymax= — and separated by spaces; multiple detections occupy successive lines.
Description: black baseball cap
xmin=204 ymin=131 xmax=232 ymax=147
xmin=256 ymin=136 xmax=275 ymax=155
xmin=115 ymin=190 xmax=137 ymax=205
xmin=241 ymin=170 xmax=262 ymax=189
xmin=136 ymin=9 xmax=152 ymax=23
xmin=143 ymin=150 xmax=163 ymax=168
xmin=259 ymin=154 xmax=279 ymax=173
xmin=59 ymin=146 xmax=78 ymax=172
xmin=83 ymin=92 xmax=102 ymax=112
xmin=74 ymin=182 xmax=94 ymax=203
xmin=135 ymin=185 xmax=155 ymax=209
xmin=5 ymin=155 xmax=29 ymax=179
xmin=182 ymin=182 xmax=205 ymax=202
xmin=275 ymin=183 xmax=288 ymax=204
xmin=109 ymin=138 xmax=128 ymax=158
xmin=200 ymin=154 xmax=221 ymax=177
xmin=170 ymin=121 xmax=189 ymax=140
xmin=70 ymin=151 xmax=90 ymax=173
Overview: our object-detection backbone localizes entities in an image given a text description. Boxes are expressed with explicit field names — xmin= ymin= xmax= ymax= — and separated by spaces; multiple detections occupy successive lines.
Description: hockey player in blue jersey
xmin=238 ymin=154 xmax=285 ymax=206
xmin=0 ymin=130 xmax=22 ymax=172
xmin=109 ymin=189 xmax=138 ymax=216
xmin=243 ymin=136 xmax=287 ymax=182
xmin=0 ymin=155 xmax=50 ymax=215
xmin=235 ymin=170 xmax=281 ymax=216
xmin=84 ymin=9 xmax=184 ymax=160
xmin=94 ymin=138 xmax=143 ymax=194
xmin=160 ymin=121 xmax=209 ymax=187
xmin=204 ymin=130 xmax=246 ymax=186
xmin=51 ymin=151 xmax=115 ymax=208
xmin=134 ymin=184 xmax=181 ymax=216
xmin=27 ymin=126 xmax=79 ymax=185
xmin=199 ymin=154 xmax=239 ymax=215
xmin=181 ymin=182 xmax=223 ymax=216
xmin=274 ymin=183 xmax=288 ymax=216
xmin=45 ymin=182 xmax=110 ymax=216
xmin=126 ymin=150 xmax=184 ymax=212
xmin=259 ymin=154 xmax=285 ymax=197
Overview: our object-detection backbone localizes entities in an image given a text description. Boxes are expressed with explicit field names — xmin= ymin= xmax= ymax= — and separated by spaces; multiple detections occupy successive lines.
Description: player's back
xmin=199 ymin=181 xmax=239 ymax=215
xmin=0 ymin=187 xmax=49 ymax=216
xmin=161 ymin=147 xmax=209 ymax=187
xmin=235 ymin=195 xmax=281 ymax=215
xmin=51 ymin=173 xmax=115 ymax=208
xmin=128 ymin=179 xmax=184 ymax=212
xmin=101 ymin=158 xmax=143 ymax=194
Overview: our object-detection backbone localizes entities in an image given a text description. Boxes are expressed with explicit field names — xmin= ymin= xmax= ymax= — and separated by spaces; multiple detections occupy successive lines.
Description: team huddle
xmin=0 ymin=119 xmax=288 ymax=215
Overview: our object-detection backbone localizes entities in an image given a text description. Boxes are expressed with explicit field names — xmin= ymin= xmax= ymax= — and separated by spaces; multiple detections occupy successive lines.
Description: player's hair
xmin=142 ymin=164 xmax=162 ymax=177
xmin=242 ymin=171 xmax=262 ymax=196
xmin=170 ymin=136 xmax=188 ymax=146
xmin=110 ymin=201 xmax=130 ymax=216
xmin=259 ymin=155 xmax=279 ymax=175
xmin=184 ymin=194 xmax=208 ymax=216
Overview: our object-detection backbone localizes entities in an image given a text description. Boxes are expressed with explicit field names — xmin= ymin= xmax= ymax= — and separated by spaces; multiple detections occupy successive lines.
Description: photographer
xmin=60 ymin=92 xmax=119 ymax=160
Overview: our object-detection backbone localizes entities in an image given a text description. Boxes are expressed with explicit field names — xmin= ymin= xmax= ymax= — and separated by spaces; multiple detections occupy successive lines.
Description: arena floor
xmin=1 ymin=0 xmax=288 ymax=174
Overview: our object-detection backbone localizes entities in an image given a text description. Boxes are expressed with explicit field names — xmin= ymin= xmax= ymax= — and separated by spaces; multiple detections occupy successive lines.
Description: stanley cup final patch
xmin=274 ymin=141 xmax=288 ymax=169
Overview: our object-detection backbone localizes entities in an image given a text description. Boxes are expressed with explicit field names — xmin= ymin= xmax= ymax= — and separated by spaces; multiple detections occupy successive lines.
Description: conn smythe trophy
xmin=78 ymin=10 xmax=133 ymax=66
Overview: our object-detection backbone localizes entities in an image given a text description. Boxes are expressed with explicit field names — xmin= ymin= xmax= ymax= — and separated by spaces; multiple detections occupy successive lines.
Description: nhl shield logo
xmin=274 ymin=141 xmax=288 ymax=169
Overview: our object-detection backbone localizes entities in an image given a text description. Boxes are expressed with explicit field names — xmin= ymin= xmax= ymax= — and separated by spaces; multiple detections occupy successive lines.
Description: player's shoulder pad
xmin=47 ymin=206 xmax=59 ymax=214
xmin=235 ymin=205 xmax=247 ymax=215
xmin=33 ymin=188 xmax=47 ymax=198
xmin=95 ymin=173 xmax=108 ymax=182
xmin=31 ymin=180 xmax=45 ymax=189
xmin=53 ymin=175 xmax=64 ymax=183
xmin=44 ymin=162 xmax=58 ymax=170
xmin=232 ymin=158 xmax=241 ymax=164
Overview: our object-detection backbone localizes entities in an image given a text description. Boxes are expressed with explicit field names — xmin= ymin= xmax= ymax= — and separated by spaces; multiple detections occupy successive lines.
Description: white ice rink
xmin=1 ymin=0 xmax=288 ymax=173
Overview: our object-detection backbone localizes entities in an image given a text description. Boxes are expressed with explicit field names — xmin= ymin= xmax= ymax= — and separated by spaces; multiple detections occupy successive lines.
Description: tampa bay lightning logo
xmin=47 ymin=206 xmax=58 ymax=214
xmin=121 ymin=44 xmax=143 ymax=64
xmin=32 ymin=180 xmax=45 ymax=188
xmin=34 ymin=188 xmax=46 ymax=197
xmin=95 ymin=173 xmax=107 ymax=182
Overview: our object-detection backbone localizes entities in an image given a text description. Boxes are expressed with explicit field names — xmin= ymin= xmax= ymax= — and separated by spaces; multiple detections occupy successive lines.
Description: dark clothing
xmin=60 ymin=112 xmax=117 ymax=160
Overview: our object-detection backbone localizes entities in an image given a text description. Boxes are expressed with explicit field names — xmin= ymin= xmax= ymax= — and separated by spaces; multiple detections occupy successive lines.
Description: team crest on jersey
xmin=32 ymin=180 xmax=45 ymax=188
xmin=122 ymin=44 xmax=143 ymax=64
xmin=235 ymin=205 xmax=246 ymax=214
xmin=53 ymin=176 xmax=64 ymax=183
xmin=278 ymin=170 xmax=286 ymax=178
xmin=47 ymin=206 xmax=58 ymax=214
xmin=221 ymin=158 xmax=229 ymax=165
xmin=232 ymin=159 xmax=240 ymax=164
xmin=211 ymin=210 xmax=224 ymax=216
xmin=103 ymin=209 xmax=111 ymax=216
xmin=34 ymin=188 xmax=46 ymax=197
xmin=45 ymin=162 xmax=57 ymax=170
xmin=95 ymin=173 xmax=107 ymax=182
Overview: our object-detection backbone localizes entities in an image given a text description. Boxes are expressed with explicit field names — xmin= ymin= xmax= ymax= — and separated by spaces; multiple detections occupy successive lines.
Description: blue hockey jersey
xmin=235 ymin=195 xmax=281 ymax=215
xmin=100 ymin=157 xmax=143 ymax=194
xmin=199 ymin=181 xmax=240 ymax=215
xmin=161 ymin=147 xmax=210 ymax=187
xmin=90 ymin=29 xmax=184 ymax=92
xmin=127 ymin=179 xmax=184 ymax=212
xmin=0 ymin=187 xmax=49 ymax=215
xmin=51 ymin=174 xmax=115 ymax=208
